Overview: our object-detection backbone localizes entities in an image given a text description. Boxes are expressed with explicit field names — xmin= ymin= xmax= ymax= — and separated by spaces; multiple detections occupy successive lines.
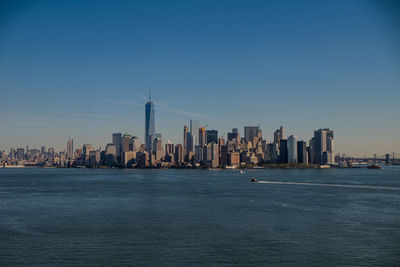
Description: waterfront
xmin=1 ymin=168 xmax=399 ymax=265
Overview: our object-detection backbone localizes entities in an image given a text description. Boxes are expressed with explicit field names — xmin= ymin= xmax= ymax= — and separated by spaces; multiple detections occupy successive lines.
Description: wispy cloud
xmin=0 ymin=114 xmax=61 ymax=122
xmin=157 ymin=101 xmax=212 ymax=118
xmin=56 ymin=112 xmax=116 ymax=119
xmin=103 ymin=98 xmax=142 ymax=107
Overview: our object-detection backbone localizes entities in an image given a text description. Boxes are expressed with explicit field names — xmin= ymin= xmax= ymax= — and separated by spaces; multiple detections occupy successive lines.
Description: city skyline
xmin=1 ymin=91 xmax=342 ymax=168
xmin=1 ymin=1 xmax=399 ymax=156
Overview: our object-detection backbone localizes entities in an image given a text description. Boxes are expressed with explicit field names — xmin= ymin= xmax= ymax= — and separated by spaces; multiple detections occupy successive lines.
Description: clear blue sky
xmin=0 ymin=0 xmax=399 ymax=156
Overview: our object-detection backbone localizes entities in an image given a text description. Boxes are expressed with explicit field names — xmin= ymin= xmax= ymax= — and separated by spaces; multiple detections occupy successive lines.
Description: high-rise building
xmin=199 ymin=127 xmax=206 ymax=147
xmin=17 ymin=148 xmax=24 ymax=161
xmin=288 ymin=135 xmax=298 ymax=163
xmin=244 ymin=126 xmax=259 ymax=144
xmin=67 ymin=138 xmax=73 ymax=160
xmin=105 ymin=143 xmax=117 ymax=166
xmin=279 ymin=139 xmax=288 ymax=164
xmin=183 ymin=125 xmax=189 ymax=151
xmin=206 ymin=130 xmax=218 ymax=144
xmin=82 ymin=144 xmax=93 ymax=161
xmin=203 ymin=142 xmax=219 ymax=167
xmin=314 ymin=128 xmax=334 ymax=165
xmin=265 ymin=143 xmax=279 ymax=163
xmin=297 ymin=140 xmax=307 ymax=164
xmin=122 ymin=133 xmax=132 ymax=153
xmin=112 ymin=133 xmax=122 ymax=163
xmin=145 ymin=90 xmax=155 ymax=153
xmin=131 ymin=136 xmax=141 ymax=151
xmin=274 ymin=126 xmax=286 ymax=146
xmin=220 ymin=145 xmax=228 ymax=165
xmin=280 ymin=126 xmax=286 ymax=140
xmin=153 ymin=137 xmax=164 ymax=162
xmin=190 ymin=120 xmax=200 ymax=148
xmin=165 ymin=143 xmax=175 ymax=155
xmin=227 ymin=128 xmax=240 ymax=143
xmin=175 ymin=144 xmax=184 ymax=163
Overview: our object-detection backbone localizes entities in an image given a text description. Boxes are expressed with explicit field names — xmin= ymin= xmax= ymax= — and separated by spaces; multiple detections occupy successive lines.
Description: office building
xmin=199 ymin=127 xmax=206 ymax=147
xmin=227 ymin=128 xmax=240 ymax=143
xmin=279 ymin=139 xmax=288 ymax=163
xmin=131 ymin=136 xmax=141 ymax=152
xmin=112 ymin=133 xmax=122 ymax=162
xmin=244 ymin=126 xmax=259 ymax=144
xmin=122 ymin=133 xmax=132 ymax=153
xmin=145 ymin=90 xmax=155 ymax=152
xmin=67 ymin=138 xmax=73 ymax=160
xmin=314 ymin=128 xmax=334 ymax=165
xmin=206 ymin=130 xmax=218 ymax=144
xmin=82 ymin=144 xmax=93 ymax=161
xmin=297 ymin=140 xmax=307 ymax=164
xmin=288 ymin=135 xmax=297 ymax=163
xmin=175 ymin=144 xmax=184 ymax=163
xmin=153 ymin=137 xmax=164 ymax=162
xmin=190 ymin=120 xmax=200 ymax=148
xmin=183 ymin=125 xmax=189 ymax=151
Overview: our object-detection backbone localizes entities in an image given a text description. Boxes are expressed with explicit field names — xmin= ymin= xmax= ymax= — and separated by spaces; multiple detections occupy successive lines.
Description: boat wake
xmin=256 ymin=180 xmax=400 ymax=191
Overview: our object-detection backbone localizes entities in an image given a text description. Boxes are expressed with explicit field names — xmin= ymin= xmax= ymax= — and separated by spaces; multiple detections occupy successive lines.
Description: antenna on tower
xmin=148 ymin=88 xmax=151 ymax=102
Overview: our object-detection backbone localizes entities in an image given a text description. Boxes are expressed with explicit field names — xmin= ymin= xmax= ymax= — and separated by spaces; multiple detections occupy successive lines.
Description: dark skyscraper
xmin=244 ymin=126 xmax=259 ymax=144
xmin=227 ymin=128 xmax=239 ymax=142
xmin=297 ymin=140 xmax=307 ymax=164
xmin=145 ymin=90 xmax=155 ymax=152
xmin=206 ymin=130 xmax=218 ymax=144
xmin=112 ymin=133 xmax=122 ymax=163
xmin=279 ymin=139 xmax=288 ymax=164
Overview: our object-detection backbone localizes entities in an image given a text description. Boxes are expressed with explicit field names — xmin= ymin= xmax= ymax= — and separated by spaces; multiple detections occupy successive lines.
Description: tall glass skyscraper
xmin=190 ymin=120 xmax=200 ymax=148
xmin=145 ymin=91 xmax=155 ymax=152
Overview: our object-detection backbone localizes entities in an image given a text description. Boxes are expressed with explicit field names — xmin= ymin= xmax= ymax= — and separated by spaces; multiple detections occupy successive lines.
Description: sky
xmin=0 ymin=0 xmax=399 ymax=157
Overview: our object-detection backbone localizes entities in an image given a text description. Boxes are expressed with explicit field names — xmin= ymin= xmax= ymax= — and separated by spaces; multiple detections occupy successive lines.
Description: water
xmin=1 ymin=168 xmax=399 ymax=265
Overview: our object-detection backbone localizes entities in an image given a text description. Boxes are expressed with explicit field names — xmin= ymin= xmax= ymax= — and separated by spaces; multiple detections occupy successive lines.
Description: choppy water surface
xmin=1 ymin=168 xmax=399 ymax=265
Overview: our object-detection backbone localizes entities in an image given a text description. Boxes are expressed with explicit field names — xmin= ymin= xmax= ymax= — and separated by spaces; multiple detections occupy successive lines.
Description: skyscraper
xmin=314 ymin=128 xmax=334 ymax=165
xmin=67 ymin=138 xmax=73 ymax=160
xmin=83 ymin=144 xmax=93 ymax=161
xmin=279 ymin=139 xmax=288 ymax=164
xmin=183 ymin=125 xmax=189 ymax=151
xmin=112 ymin=133 xmax=122 ymax=163
xmin=199 ymin=127 xmax=206 ymax=147
xmin=190 ymin=120 xmax=200 ymax=148
xmin=287 ymin=135 xmax=297 ymax=163
xmin=122 ymin=133 xmax=132 ymax=153
xmin=153 ymin=137 xmax=164 ymax=162
xmin=145 ymin=90 xmax=155 ymax=153
xmin=206 ymin=130 xmax=218 ymax=144
xmin=297 ymin=140 xmax=307 ymax=164
xmin=175 ymin=144 xmax=184 ymax=163
xmin=274 ymin=126 xmax=286 ymax=146
xmin=227 ymin=128 xmax=240 ymax=143
xmin=244 ymin=126 xmax=259 ymax=144
xmin=131 ymin=136 xmax=141 ymax=151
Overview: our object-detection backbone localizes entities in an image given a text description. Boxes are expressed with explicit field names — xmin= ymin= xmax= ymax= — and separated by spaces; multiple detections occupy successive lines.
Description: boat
xmin=239 ymin=170 xmax=245 ymax=174
xmin=367 ymin=164 xmax=381 ymax=169
xmin=250 ymin=178 xmax=258 ymax=183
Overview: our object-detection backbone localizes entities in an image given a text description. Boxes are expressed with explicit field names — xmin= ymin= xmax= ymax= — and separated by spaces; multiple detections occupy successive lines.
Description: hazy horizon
xmin=1 ymin=0 xmax=399 ymax=157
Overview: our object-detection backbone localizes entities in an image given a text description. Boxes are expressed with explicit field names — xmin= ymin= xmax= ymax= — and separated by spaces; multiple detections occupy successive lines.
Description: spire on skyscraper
xmin=148 ymin=88 xmax=151 ymax=102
